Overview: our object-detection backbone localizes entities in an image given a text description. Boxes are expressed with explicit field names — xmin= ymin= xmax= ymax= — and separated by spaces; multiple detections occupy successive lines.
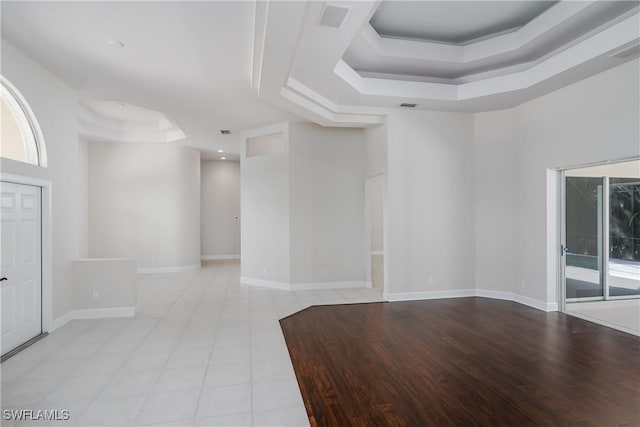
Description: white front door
xmin=1 ymin=181 xmax=42 ymax=356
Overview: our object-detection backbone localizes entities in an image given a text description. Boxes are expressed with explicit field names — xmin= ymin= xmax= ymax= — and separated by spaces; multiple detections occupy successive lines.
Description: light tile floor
xmin=1 ymin=261 xmax=383 ymax=426
xmin=566 ymin=298 xmax=640 ymax=335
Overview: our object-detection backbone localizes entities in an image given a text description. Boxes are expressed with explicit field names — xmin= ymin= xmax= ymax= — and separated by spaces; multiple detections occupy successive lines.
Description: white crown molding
xmin=78 ymin=103 xmax=186 ymax=144
xmin=335 ymin=12 xmax=640 ymax=102
xmin=362 ymin=2 xmax=596 ymax=64
xmin=254 ymin=0 xmax=639 ymax=124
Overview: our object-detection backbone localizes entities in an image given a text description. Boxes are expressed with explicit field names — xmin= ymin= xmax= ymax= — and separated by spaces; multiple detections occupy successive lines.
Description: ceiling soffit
xmin=254 ymin=1 xmax=640 ymax=126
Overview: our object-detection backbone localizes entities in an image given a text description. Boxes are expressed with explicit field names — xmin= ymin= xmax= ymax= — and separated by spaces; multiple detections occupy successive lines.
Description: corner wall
xmin=288 ymin=122 xmax=366 ymax=285
xmin=474 ymin=59 xmax=640 ymax=308
xmin=88 ymin=141 xmax=201 ymax=272
xmin=385 ymin=110 xmax=475 ymax=296
xmin=0 ymin=40 xmax=83 ymax=320
xmin=241 ymin=124 xmax=291 ymax=285
xmin=240 ymin=122 xmax=368 ymax=289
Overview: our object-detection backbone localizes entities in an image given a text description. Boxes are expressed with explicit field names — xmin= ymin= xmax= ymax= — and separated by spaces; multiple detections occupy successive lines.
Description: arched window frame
xmin=1 ymin=75 xmax=47 ymax=167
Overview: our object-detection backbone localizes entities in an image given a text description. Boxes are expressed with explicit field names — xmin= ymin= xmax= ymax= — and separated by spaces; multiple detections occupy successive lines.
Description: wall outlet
xmin=428 ymin=275 xmax=435 ymax=285
xmin=92 ymin=291 xmax=100 ymax=300
xmin=521 ymin=280 xmax=527 ymax=288
xmin=322 ymin=269 xmax=328 ymax=277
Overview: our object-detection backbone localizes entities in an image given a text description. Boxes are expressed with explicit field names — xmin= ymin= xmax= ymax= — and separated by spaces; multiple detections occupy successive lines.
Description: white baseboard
xmin=383 ymin=288 xmax=557 ymax=312
xmin=51 ymin=306 xmax=136 ymax=331
xmin=240 ymin=277 xmax=371 ymax=291
xmin=240 ymin=277 xmax=290 ymax=290
xmin=383 ymin=289 xmax=475 ymax=302
xmin=201 ymin=254 xmax=240 ymax=261
xmin=73 ymin=306 xmax=136 ymax=320
xmin=137 ymin=263 xmax=201 ymax=274
xmin=290 ymin=281 xmax=372 ymax=291
xmin=51 ymin=311 xmax=74 ymax=331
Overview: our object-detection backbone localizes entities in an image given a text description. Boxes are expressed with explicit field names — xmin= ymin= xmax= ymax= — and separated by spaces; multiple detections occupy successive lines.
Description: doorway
xmin=560 ymin=160 xmax=640 ymax=334
xmin=1 ymin=181 xmax=43 ymax=357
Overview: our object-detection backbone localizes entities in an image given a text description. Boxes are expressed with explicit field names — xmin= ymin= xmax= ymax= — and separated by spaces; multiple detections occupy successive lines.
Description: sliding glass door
xmin=608 ymin=178 xmax=640 ymax=298
xmin=564 ymin=174 xmax=640 ymax=302
xmin=565 ymin=176 xmax=605 ymax=300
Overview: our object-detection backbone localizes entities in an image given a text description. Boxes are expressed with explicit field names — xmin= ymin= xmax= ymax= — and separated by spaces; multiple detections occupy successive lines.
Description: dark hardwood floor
xmin=280 ymin=298 xmax=640 ymax=427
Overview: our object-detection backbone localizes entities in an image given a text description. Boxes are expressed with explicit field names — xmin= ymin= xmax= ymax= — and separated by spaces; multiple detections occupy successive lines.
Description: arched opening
xmin=0 ymin=77 xmax=47 ymax=167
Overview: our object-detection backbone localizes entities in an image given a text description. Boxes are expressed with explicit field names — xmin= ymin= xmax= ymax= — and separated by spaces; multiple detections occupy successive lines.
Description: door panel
xmin=608 ymin=178 xmax=640 ymax=297
xmin=0 ymin=182 xmax=42 ymax=355
xmin=565 ymin=176 xmax=604 ymax=300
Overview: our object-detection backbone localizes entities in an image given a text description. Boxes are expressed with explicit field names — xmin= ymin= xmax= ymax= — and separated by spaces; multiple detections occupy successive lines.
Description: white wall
xmin=72 ymin=258 xmax=136 ymax=311
xmin=0 ymin=40 xmax=84 ymax=320
xmin=201 ymin=160 xmax=240 ymax=258
xmin=364 ymin=122 xmax=387 ymax=178
xmin=241 ymin=124 xmax=291 ymax=284
xmin=474 ymin=59 xmax=640 ymax=306
xmin=88 ymin=141 xmax=201 ymax=271
xmin=77 ymin=136 xmax=89 ymax=258
xmin=473 ymin=108 xmax=518 ymax=294
xmin=288 ymin=122 xmax=366 ymax=285
xmin=385 ymin=110 xmax=475 ymax=295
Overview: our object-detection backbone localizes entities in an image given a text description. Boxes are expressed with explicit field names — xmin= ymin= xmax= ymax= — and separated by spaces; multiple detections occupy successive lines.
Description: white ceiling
xmin=345 ymin=1 xmax=639 ymax=81
xmin=80 ymin=100 xmax=186 ymax=144
xmin=252 ymin=1 xmax=640 ymax=126
xmin=370 ymin=1 xmax=557 ymax=44
xmin=0 ymin=1 xmax=299 ymax=159
xmin=86 ymin=101 xmax=169 ymax=127
xmin=2 ymin=1 xmax=639 ymax=134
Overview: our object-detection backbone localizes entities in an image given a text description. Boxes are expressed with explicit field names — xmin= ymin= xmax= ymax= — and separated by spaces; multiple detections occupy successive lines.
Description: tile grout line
xmin=192 ymin=262 xmax=235 ymax=425
xmin=120 ymin=268 xmax=207 ymax=426
xmin=69 ymin=269 xmax=198 ymax=425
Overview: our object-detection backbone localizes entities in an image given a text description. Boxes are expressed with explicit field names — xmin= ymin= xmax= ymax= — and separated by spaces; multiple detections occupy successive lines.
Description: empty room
xmin=1 ymin=1 xmax=639 ymax=426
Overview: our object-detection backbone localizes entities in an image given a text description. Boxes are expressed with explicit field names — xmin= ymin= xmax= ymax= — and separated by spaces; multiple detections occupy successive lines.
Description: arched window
xmin=1 ymin=77 xmax=46 ymax=167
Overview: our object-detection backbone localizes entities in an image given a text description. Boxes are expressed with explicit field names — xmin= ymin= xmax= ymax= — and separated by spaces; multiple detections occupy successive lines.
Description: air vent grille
xmin=400 ymin=103 xmax=417 ymax=108
xmin=318 ymin=4 xmax=350 ymax=29
xmin=609 ymin=42 xmax=640 ymax=59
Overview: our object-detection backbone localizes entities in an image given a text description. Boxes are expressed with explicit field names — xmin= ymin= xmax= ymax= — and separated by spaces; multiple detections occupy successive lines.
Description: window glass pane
xmin=609 ymin=177 xmax=640 ymax=297
xmin=0 ymin=84 xmax=39 ymax=165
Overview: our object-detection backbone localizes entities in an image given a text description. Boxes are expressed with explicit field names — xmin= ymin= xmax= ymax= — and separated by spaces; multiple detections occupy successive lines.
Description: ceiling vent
xmin=609 ymin=42 xmax=640 ymax=59
xmin=318 ymin=3 xmax=350 ymax=29
xmin=220 ymin=129 xmax=231 ymax=135
xmin=400 ymin=103 xmax=417 ymax=108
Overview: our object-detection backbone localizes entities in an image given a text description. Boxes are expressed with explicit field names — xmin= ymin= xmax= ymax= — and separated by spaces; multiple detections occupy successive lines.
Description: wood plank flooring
xmin=280 ymin=298 xmax=640 ymax=427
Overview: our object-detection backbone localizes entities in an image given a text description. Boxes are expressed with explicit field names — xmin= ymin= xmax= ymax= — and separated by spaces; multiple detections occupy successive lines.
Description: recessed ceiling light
xmin=217 ymin=149 xmax=224 ymax=153
xmin=108 ymin=40 xmax=125 ymax=49
xmin=220 ymin=157 xmax=226 ymax=160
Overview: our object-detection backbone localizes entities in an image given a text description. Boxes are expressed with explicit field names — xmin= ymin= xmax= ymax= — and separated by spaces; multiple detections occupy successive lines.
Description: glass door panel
xmin=608 ymin=178 xmax=640 ymax=297
xmin=565 ymin=176 xmax=604 ymax=300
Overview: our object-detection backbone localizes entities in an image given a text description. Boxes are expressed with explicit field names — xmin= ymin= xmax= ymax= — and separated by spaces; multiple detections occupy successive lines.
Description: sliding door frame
xmin=559 ymin=157 xmax=640 ymax=314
